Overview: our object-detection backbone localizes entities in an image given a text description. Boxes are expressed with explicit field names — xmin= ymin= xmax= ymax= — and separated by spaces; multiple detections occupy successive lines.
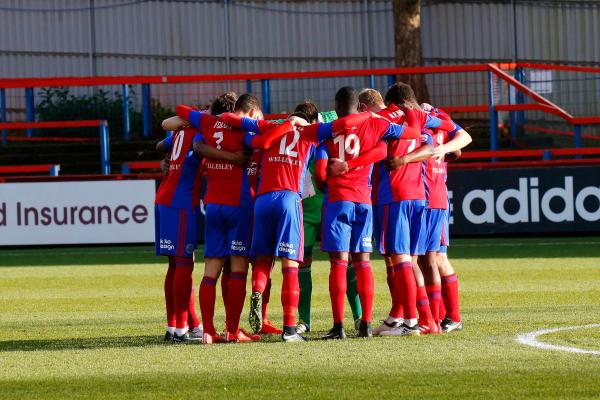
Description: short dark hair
xmin=292 ymin=100 xmax=319 ymax=123
xmin=334 ymin=86 xmax=359 ymax=115
xmin=384 ymin=82 xmax=418 ymax=107
xmin=210 ymin=92 xmax=237 ymax=115
xmin=234 ymin=93 xmax=261 ymax=113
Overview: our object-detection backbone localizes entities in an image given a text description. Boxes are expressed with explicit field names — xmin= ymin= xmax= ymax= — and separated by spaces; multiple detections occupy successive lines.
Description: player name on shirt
xmin=205 ymin=162 xmax=235 ymax=171
xmin=267 ymin=155 xmax=303 ymax=167
xmin=213 ymin=120 xmax=233 ymax=130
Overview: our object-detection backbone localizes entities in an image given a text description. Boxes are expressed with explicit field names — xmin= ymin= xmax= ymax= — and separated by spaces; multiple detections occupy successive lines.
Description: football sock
xmin=346 ymin=263 xmax=363 ymax=321
xmin=416 ymin=285 xmax=433 ymax=326
xmin=298 ymin=264 xmax=312 ymax=325
xmin=262 ymin=278 xmax=272 ymax=320
xmin=166 ymin=326 xmax=175 ymax=335
xmin=329 ymin=259 xmax=348 ymax=324
xmin=199 ymin=276 xmax=218 ymax=335
xmin=251 ymin=260 xmax=271 ymax=293
xmin=353 ymin=261 xmax=374 ymax=323
xmin=386 ymin=264 xmax=394 ymax=296
xmin=387 ymin=264 xmax=403 ymax=319
xmin=225 ymin=271 xmax=247 ymax=334
xmin=221 ymin=261 xmax=231 ymax=309
xmin=164 ymin=260 xmax=176 ymax=328
xmin=188 ymin=282 xmax=200 ymax=328
xmin=392 ymin=261 xmax=417 ymax=320
xmin=426 ymin=284 xmax=442 ymax=322
xmin=442 ymin=273 xmax=461 ymax=322
xmin=173 ymin=257 xmax=194 ymax=330
xmin=175 ymin=327 xmax=188 ymax=336
xmin=281 ymin=267 xmax=300 ymax=327
xmin=439 ymin=292 xmax=447 ymax=319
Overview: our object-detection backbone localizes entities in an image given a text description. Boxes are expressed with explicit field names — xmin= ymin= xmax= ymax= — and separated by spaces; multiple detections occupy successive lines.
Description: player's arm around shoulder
xmin=380 ymin=108 xmax=423 ymax=140
xmin=431 ymin=122 xmax=472 ymax=160
xmin=161 ymin=116 xmax=189 ymax=131
xmin=156 ymin=133 xmax=174 ymax=153
xmin=244 ymin=119 xmax=293 ymax=150
xmin=314 ymin=144 xmax=328 ymax=191
xmin=192 ymin=138 xmax=248 ymax=168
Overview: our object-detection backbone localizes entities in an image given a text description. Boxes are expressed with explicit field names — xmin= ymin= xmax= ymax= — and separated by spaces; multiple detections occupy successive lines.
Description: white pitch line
xmin=517 ymin=324 xmax=600 ymax=355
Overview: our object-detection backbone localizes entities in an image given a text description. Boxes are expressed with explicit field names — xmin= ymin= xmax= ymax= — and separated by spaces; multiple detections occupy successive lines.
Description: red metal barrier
xmin=460 ymin=147 xmax=600 ymax=160
xmin=124 ymin=161 xmax=161 ymax=170
xmin=488 ymin=63 xmax=573 ymax=122
xmin=522 ymin=125 xmax=600 ymax=141
xmin=0 ymin=120 xmax=104 ymax=129
xmin=0 ymin=164 xmax=58 ymax=174
xmin=0 ymin=64 xmax=491 ymax=89
xmin=0 ymin=173 xmax=161 ymax=184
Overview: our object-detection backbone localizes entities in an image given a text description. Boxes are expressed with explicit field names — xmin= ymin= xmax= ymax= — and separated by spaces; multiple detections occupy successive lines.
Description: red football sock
xmin=199 ymin=276 xmax=218 ymax=335
xmin=353 ymin=261 xmax=374 ymax=323
xmin=426 ymin=284 xmax=442 ymax=323
xmin=251 ymin=259 xmax=272 ymax=293
xmin=392 ymin=261 xmax=417 ymax=320
xmin=225 ymin=271 xmax=247 ymax=335
xmin=262 ymin=278 xmax=272 ymax=320
xmin=442 ymin=273 xmax=461 ymax=322
xmin=439 ymin=292 xmax=447 ymax=319
xmin=221 ymin=262 xmax=231 ymax=309
xmin=416 ymin=285 xmax=433 ymax=326
xmin=329 ymin=259 xmax=348 ymax=324
xmin=281 ymin=267 xmax=299 ymax=327
xmin=388 ymin=263 xmax=403 ymax=319
xmin=173 ymin=257 xmax=194 ymax=329
xmin=164 ymin=259 xmax=176 ymax=327
xmin=188 ymin=282 xmax=200 ymax=328
xmin=386 ymin=264 xmax=395 ymax=296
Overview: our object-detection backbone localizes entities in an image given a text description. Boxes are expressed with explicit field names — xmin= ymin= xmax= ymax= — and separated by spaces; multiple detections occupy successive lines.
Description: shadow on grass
xmin=0 ymin=332 xmax=373 ymax=352
xmin=0 ymin=335 xmax=162 ymax=352
xmin=2 ymin=237 xmax=600 ymax=267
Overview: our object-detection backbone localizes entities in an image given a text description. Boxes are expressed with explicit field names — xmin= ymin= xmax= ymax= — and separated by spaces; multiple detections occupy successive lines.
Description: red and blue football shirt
xmin=155 ymin=127 xmax=203 ymax=210
xmin=321 ymin=113 xmax=413 ymax=204
xmin=424 ymin=107 xmax=460 ymax=209
xmin=243 ymin=122 xmax=331 ymax=196
xmin=375 ymin=104 xmax=454 ymax=204
xmin=189 ymin=112 xmax=253 ymax=207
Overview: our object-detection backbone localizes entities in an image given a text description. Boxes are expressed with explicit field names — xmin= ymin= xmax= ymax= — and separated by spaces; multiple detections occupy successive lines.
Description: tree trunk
xmin=392 ymin=0 xmax=430 ymax=103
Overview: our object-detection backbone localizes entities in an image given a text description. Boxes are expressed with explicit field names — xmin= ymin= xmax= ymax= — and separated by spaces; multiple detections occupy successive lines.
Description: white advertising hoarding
xmin=0 ymin=180 xmax=156 ymax=245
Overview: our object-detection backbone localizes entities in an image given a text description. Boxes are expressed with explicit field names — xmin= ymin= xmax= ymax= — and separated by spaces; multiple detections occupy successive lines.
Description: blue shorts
xmin=321 ymin=201 xmax=373 ymax=253
xmin=424 ymin=208 xmax=449 ymax=253
xmin=154 ymin=204 xmax=201 ymax=258
xmin=251 ymin=190 xmax=304 ymax=262
xmin=380 ymin=200 xmax=426 ymax=256
xmin=204 ymin=201 xmax=253 ymax=258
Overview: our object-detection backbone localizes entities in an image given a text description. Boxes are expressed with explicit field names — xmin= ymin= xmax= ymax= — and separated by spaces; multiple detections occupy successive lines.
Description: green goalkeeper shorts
xmin=302 ymin=193 xmax=323 ymax=255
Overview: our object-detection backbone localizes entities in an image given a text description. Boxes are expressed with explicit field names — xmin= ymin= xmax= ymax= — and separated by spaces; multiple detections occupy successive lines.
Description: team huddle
xmin=154 ymin=82 xmax=472 ymax=343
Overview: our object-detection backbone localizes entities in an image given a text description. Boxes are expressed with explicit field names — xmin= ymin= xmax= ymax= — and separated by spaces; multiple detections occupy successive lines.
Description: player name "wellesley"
xmin=206 ymin=162 xmax=234 ymax=170
xmin=267 ymin=156 xmax=302 ymax=166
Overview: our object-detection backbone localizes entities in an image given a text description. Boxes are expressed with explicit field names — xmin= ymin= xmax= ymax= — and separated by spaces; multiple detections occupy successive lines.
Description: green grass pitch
xmin=1 ymin=237 xmax=599 ymax=399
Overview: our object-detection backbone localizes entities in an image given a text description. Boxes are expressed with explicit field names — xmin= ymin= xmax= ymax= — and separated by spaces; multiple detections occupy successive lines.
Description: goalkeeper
xmin=296 ymin=110 xmax=363 ymax=334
